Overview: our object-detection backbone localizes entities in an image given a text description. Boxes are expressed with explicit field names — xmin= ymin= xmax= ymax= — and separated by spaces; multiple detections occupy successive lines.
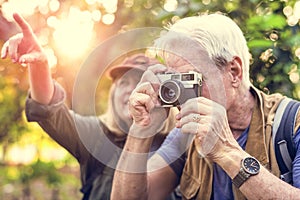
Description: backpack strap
xmin=80 ymin=163 xmax=106 ymax=200
xmin=80 ymin=120 xmax=125 ymax=199
xmin=272 ymin=98 xmax=300 ymax=184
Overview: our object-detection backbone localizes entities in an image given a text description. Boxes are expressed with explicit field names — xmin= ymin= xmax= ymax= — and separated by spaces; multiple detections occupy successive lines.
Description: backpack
xmin=272 ymin=98 xmax=300 ymax=184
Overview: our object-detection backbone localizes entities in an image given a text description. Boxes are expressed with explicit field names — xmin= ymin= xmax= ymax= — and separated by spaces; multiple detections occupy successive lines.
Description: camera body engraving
xmin=157 ymin=71 xmax=202 ymax=107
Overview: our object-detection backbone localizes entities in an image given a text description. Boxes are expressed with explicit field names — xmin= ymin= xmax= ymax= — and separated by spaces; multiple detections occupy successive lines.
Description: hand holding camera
xmin=128 ymin=64 xmax=168 ymax=131
xmin=129 ymin=64 xmax=203 ymax=135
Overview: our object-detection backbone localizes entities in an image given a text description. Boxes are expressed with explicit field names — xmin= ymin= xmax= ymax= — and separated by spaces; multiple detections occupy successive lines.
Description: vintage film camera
xmin=157 ymin=71 xmax=202 ymax=107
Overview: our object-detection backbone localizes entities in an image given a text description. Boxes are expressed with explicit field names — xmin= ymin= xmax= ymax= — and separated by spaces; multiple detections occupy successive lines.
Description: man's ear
xmin=229 ymin=56 xmax=243 ymax=87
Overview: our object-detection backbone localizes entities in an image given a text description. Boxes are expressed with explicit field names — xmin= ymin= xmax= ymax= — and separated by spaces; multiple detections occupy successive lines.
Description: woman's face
xmin=113 ymin=69 xmax=143 ymax=124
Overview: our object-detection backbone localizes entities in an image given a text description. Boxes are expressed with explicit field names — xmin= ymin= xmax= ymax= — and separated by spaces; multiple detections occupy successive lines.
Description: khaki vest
xmin=180 ymin=87 xmax=300 ymax=200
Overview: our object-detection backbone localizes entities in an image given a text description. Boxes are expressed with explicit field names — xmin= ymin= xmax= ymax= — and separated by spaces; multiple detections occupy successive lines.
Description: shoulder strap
xmin=80 ymin=121 xmax=116 ymax=199
xmin=80 ymin=163 xmax=106 ymax=200
xmin=272 ymin=98 xmax=300 ymax=183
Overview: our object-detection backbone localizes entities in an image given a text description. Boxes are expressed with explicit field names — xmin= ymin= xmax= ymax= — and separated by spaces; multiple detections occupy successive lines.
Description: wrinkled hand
xmin=129 ymin=64 xmax=170 ymax=136
xmin=1 ymin=13 xmax=47 ymax=65
xmin=176 ymin=97 xmax=240 ymax=158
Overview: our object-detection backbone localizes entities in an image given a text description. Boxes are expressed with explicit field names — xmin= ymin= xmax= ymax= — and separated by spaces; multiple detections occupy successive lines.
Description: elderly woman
xmin=1 ymin=13 xmax=178 ymax=199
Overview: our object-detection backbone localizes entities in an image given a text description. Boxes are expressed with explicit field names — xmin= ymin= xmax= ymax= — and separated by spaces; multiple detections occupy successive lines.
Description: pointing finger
xmin=13 ymin=13 xmax=33 ymax=36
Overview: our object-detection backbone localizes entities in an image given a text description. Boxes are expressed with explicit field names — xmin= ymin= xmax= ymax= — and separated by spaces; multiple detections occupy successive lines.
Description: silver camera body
xmin=157 ymin=71 xmax=202 ymax=107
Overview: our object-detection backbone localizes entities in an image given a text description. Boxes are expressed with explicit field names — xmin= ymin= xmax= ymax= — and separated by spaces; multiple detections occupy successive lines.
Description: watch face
xmin=242 ymin=157 xmax=260 ymax=175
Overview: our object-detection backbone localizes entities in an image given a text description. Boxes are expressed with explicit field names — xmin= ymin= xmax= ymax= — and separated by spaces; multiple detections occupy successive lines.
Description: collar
xmin=245 ymin=85 xmax=275 ymax=166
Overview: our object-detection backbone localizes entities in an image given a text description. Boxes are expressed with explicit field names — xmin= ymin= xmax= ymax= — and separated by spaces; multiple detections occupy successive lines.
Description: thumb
xmin=19 ymin=52 xmax=47 ymax=64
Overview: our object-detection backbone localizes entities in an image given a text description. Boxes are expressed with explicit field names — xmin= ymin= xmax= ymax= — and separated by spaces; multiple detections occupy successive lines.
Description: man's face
xmin=163 ymin=51 xmax=229 ymax=108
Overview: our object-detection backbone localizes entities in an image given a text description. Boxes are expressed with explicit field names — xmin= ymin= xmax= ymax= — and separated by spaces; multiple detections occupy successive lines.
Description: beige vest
xmin=180 ymin=87 xmax=300 ymax=200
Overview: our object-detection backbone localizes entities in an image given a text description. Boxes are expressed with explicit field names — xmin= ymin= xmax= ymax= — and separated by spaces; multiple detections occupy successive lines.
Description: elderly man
xmin=111 ymin=13 xmax=300 ymax=200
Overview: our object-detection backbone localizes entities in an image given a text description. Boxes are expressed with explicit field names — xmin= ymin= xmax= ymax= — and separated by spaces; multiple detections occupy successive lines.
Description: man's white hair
xmin=154 ymin=13 xmax=251 ymax=87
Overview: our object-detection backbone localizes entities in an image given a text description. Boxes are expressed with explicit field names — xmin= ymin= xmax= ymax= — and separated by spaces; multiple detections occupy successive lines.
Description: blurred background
xmin=0 ymin=0 xmax=299 ymax=199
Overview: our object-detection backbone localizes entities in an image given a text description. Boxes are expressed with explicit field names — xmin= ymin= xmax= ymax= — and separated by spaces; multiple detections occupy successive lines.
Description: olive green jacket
xmin=25 ymin=82 xmax=175 ymax=200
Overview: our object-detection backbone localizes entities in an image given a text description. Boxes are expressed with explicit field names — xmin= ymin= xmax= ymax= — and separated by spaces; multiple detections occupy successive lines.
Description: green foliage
xmin=0 ymin=59 xmax=28 ymax=144
xmin=0 ymin=161 xmax=81 ymax=199
xmin=19 ymin=161 xmax=59 ymax=185
xmin=147 ymin=0 xmax=300 ymax=99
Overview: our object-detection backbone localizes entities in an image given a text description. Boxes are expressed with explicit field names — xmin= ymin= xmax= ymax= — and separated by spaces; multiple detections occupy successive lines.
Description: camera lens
xmin=159 ymin=80 xmax=181 ymax=104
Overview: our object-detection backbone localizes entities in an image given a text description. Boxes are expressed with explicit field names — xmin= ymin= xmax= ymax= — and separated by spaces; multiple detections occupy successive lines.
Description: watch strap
xmin=232 ymin=169 xmax=251 ymax=188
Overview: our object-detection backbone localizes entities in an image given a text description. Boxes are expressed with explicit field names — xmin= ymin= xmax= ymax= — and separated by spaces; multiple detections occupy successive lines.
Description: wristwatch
xmin=232 ymin=157 xmax=260 ymax=188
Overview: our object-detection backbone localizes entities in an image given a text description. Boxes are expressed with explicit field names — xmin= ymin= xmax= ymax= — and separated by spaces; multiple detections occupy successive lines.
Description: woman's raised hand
xmin=1 ymin=13 xmax=47 ymax=65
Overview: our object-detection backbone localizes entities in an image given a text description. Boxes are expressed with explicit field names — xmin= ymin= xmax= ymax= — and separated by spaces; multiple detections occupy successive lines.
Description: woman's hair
xmin=98 ymin=83 xmax=128 ymax=138
xmin=154 ymin=13 xmax=251 ymax=88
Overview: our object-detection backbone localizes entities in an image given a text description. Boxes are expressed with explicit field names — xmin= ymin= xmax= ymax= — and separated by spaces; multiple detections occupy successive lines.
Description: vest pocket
xmin=180 ymin=170 xmax=201 ymax=199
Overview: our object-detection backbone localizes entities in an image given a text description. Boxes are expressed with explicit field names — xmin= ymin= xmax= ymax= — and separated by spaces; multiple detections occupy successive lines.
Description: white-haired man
xmin=111 ymin=13 xmax=300 ymax=200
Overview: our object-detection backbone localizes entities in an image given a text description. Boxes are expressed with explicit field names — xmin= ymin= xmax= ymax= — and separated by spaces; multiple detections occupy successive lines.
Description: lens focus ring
xmin=159 ymin=80 xmax=181 ymax=104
